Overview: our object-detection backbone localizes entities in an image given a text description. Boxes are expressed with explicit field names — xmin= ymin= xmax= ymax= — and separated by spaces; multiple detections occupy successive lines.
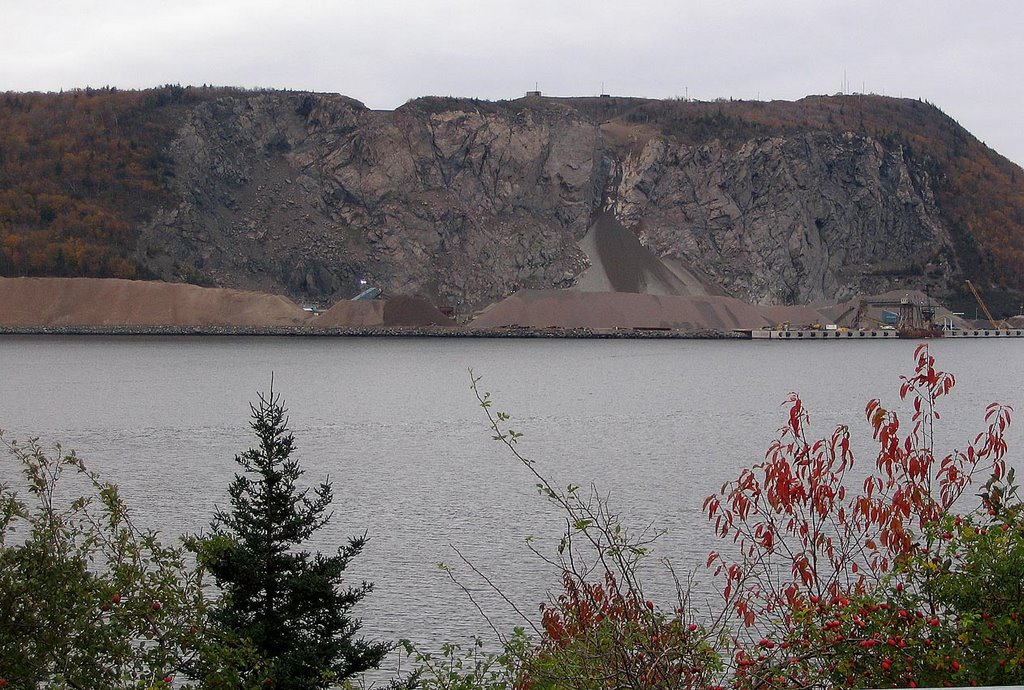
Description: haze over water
xmin=1 ymin=336 xmax=1021 ymax=666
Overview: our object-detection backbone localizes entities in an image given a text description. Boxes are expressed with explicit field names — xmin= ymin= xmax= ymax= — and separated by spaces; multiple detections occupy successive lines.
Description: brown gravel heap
xmin=313 ymin=294 xmax=454 ymax=328
xmin=0 ymin=277 xmax=313 ymax=328
xmin=756 ymin=304 xmax=831 ymax=328
xmin=314 ymin=299 xmax=385 ymax=327
xmin=469 ymin=289 xmax=779 ymax=331
xmin=382 ymin=295 xmax=456 ymax=327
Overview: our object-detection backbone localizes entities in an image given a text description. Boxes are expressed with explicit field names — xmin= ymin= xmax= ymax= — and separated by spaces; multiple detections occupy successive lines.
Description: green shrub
xmin=0 ymin=433 xmax=208 ymax=688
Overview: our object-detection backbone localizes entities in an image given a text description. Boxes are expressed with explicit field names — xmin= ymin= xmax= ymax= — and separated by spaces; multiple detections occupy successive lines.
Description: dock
xmin=752 ymin=329 xmax=899 ymax=340
xmin=942 ymin=328 xmax=1024 ymax=338
xmin=751 ymin=328 xmax=1024 ymax=339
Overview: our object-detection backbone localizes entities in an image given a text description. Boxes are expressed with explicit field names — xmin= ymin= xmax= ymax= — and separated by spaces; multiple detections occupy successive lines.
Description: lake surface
xmin=1 ymin=336 xmax=1021 ymax=674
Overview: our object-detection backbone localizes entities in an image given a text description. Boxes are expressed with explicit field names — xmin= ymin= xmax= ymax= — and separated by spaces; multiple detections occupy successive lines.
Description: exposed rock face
xmin=135 ymin=93 xmax=958 ymax=316
xmin=607 ymin=131 xmax=950 ymax=304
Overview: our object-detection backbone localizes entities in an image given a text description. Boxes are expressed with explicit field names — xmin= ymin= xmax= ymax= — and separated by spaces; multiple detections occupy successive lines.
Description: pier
xmin=751 ymin=328 xmax=1024 ymax=339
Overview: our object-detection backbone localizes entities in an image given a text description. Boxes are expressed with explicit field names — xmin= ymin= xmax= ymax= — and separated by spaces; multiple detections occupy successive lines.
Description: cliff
xmin=3 ymin=87 xmax=1023 ymax=317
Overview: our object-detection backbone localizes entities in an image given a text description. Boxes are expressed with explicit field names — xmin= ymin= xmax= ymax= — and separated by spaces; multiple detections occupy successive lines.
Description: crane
xmin=964 ymin=279 xmax=1003 ymax=330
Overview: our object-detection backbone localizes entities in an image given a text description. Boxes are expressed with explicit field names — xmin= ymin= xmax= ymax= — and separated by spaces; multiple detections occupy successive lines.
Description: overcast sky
xmin=3 ymin=0 xmax=1023 ymax=166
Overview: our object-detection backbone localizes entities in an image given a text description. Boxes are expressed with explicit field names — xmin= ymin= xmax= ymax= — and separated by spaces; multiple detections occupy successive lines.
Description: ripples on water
xmin=1 ymin=336 xmax=1021 ymax=678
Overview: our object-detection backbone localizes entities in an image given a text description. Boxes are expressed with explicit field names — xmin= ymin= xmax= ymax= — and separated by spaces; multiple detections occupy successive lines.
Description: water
xmin=1 ymin=336 xmax=1021 ymax=674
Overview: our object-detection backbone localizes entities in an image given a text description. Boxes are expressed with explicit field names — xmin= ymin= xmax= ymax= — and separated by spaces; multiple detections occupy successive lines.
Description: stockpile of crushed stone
xmin=756 ymin=304 xmax=831 ymax=328
xmin=469 ymin=289 xmax=777 ymax=331
xmin=0 ymin=277 xmax=312 ymax=328
xmin=314 ymin=299 xmax=385 ymax=327
xmin=382 ymin=295 xmax=456 ymax=327
xmin=313 ymin=295 xmax=454 ymax=328
xmin=575 ymin=211 xmax=721 ymax=297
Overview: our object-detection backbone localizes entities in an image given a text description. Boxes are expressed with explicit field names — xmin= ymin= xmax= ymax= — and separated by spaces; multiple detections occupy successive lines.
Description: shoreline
xmin=0 ymin=325 xmax=748 ymax=339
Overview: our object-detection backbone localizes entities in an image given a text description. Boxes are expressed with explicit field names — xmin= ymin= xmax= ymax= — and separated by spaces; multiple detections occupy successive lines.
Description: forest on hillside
xmin=0 ymin=85 xmax=229 ymax=279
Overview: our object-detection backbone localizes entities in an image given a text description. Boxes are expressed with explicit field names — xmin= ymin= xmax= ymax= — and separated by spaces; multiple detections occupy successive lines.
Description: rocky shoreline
xmin=0 ymin=325 xmax=748 ymax=339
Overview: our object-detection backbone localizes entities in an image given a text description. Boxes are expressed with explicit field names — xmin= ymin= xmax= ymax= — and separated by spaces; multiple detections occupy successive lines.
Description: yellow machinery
xmin=965 ymin=279 xmax=1004 ymax=330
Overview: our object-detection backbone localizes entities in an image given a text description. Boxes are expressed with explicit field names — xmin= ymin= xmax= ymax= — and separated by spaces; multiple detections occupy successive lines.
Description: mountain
xmin=2 ymin=85 xmax=1022 ymax=317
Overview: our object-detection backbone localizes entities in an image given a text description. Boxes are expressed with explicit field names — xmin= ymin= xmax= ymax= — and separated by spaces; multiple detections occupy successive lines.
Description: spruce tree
xmin=198 ymin=388 xmax=390 ymax=690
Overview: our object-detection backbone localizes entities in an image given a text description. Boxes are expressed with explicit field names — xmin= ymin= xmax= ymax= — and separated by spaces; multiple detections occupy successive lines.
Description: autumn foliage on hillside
xmin=0 ymin=85 xmax=227 ymax=279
